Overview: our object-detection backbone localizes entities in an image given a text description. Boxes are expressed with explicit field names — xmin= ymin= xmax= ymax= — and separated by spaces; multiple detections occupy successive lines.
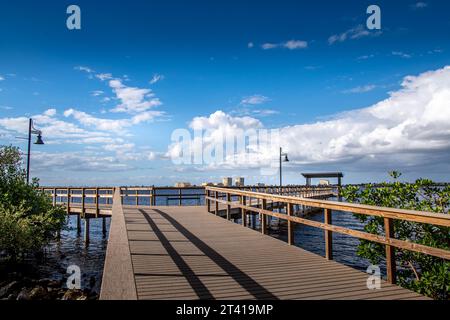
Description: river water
xmin=36 ymin=190 xmax=383 ymax=293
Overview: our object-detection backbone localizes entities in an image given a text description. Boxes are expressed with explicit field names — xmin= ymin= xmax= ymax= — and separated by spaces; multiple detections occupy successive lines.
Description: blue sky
xmin=0 ymin=0 xmax=449 ymax=186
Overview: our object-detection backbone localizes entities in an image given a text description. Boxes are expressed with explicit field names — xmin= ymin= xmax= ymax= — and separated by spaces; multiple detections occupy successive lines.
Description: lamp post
xmin=279 ymin=147 xmax=289 ymax=189
xmin=26 ymin=118 xmax=44 ymax=184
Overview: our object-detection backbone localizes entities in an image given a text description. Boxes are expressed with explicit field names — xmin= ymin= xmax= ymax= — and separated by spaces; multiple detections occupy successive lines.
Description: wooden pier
xmin=94 ymin=186 xmax=450 ymax=300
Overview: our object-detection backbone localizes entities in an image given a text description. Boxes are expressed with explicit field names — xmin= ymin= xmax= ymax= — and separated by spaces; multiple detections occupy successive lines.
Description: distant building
xmin=175 ymin=182 xmax=191 ymax=188
xmin=257 ymin=183 xmax=266 ymax=187
xmin=214 ymin=182 xmax=224 ymax=187
xmin=235 ymin=177 xmax=245 ymax=187
xmin=319 ymin=180 xmax=330 ymax=186
xmin=222 ymin=177 xmax=233 ymax=187
xmin=201 ymin=182 xmax=214 ymax=187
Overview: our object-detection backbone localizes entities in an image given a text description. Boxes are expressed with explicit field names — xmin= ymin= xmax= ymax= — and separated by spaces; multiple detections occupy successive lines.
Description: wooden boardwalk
xmin=100 ymin=190 xmax=427 ymax=300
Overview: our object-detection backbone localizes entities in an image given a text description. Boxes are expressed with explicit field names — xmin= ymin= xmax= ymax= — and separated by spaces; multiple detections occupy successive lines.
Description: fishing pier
xmin=40 ymin=185 xmax=449 ymax=300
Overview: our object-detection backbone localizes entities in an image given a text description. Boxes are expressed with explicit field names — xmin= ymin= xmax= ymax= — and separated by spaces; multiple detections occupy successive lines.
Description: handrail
xmin=204 ymin=186 xmax=450 ymax=285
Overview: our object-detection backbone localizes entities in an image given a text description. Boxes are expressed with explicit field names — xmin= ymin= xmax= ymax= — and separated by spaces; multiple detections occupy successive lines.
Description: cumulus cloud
xmin=328 ymin=25 xmax=381 ymax=45
xmin=109 ymin=79 xmax=162 ymax=113
xmin=168 ymin=66 xmax=450 ymax=174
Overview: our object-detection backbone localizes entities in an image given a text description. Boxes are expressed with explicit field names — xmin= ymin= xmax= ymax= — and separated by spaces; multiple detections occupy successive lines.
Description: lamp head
xmin=284 ymin=154 xmax=289 ymax=162
xmin=34 ymin=134 xmax=44 ymax=145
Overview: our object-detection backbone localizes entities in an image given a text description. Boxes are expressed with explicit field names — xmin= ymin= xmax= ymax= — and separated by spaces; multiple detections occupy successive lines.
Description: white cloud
xmin=150 ymin=74 xmax=164 ymax=84
xmin=96 ymin=73 xmax=113 ymax=81
xmin=75 ymin=66 xmax=94 ymax=73
xmin=91 ymin=90 xmax=104 ymax=97
xmin=241 ymin=95 xmax=270 ymax=105
xmin=392 ymin=51 xmax=412 ymax=59
xmin=328 ymin=25 xmax=381 ymax=45
xmin=357 ymin=54 xmax=375 ymax=60
xmin=342 ymin=84 xmax=377 ymax=94
xmin=109 ymin=79 xmax=162 ymax=114
xmin=283 ymin=40 xmax=308 ymax=50
xmin=0 ymin=76 xmax=4 ymax=81
xmin=168 ymin=66 xmax=450 ymax=173
xmin=261 ymin=40 xmax=308 ymax=50
xmin=411 ymin=2 xmax=428 ymax=9
xmin=247 ymin=42 xmax=254 ymax=48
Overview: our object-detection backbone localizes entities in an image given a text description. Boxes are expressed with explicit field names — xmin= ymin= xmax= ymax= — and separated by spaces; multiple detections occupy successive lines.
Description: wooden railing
xmin=39 ymin=187 xmax=114 ymax=217
xmin=39 ymin=185 xmax=337 ymax=213
xmin=120 ymin=186 xmax=205 ymax=206
xmin=205 ymin=186 xmax=450 ymax=284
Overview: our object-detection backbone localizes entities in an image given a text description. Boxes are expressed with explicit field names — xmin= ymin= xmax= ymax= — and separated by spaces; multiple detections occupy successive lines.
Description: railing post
xmin=241 ymin=195 xmax=247 ymax=227
xmin=53 ymin=188 xmax=57 ymax=206
xmin=288 ymin=203 xmax=294 ymax=245
xmin=179 ymin=188 xmax=182 ymax=206
xmin=96 ymin=187 xmax=100 ymax=217
xmin=261 ymin=199 xmax=267 ymax=235
xmin=384 ymin=217 xmax=397 ymax=284
xmin=151 ymin=188 xmax=155 ymax=206
xmin=67 ymin=188 xmax=71 ymax=215
xmin=226 ymin=193 xmax=231 ymax=220
xmin=206 ymin=189 xmax=210 ymax=213
xmin=214 ymin=191 xmax=218 ymax=215
xmin=135 ymin=189 xmax=139 ymax=206
xmin=81 ymin=188 xmax=85 ymax=218
xmin=324 ymin=208 xmax=333 ymax=260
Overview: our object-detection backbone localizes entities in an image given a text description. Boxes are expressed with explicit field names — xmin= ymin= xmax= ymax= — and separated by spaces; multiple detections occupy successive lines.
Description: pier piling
xmin=84 ymin=217 xmax=90 ymax=245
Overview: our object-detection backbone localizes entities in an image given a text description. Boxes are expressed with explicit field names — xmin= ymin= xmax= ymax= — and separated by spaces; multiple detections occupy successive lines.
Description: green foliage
xmin=341 ymin=172 xmax=450 ymax=300
xmin=0 ymin=145 xmax=66 ymax=259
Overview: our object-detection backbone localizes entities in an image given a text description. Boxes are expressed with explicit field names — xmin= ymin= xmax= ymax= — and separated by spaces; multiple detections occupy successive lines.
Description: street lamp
xmin=279 ymin=147 xmax=289 ymax=189
xmin=26 ymin=118 xmax=44 ymax=184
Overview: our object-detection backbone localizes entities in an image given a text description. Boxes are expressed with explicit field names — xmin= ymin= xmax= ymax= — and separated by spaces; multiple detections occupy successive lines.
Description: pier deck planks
xmin=101 ymin=205 xmax=428 ymax=300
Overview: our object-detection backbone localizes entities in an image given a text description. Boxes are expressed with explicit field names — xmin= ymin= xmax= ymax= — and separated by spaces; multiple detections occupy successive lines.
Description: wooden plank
xmin=100 ymin=188 xmax=137 ymax=300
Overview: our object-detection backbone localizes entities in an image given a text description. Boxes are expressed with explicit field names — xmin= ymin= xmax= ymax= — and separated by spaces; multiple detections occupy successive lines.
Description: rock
xmin=61 ymin=289 xmax=84 ymax=300
xmin=29 ymin=286 xmax=48 ymax=300
xmin=37 ymin=279 xmax=50 ymax=287
xmin=0 ymin=281 xmax=20 ymax=298
xmin=7 ymin=294 xmax=16 ymax=300
xmin=16 ymin=288 xmax=31 ymax=301
xmin=47 ymin=280 xmax=62 ymax=288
